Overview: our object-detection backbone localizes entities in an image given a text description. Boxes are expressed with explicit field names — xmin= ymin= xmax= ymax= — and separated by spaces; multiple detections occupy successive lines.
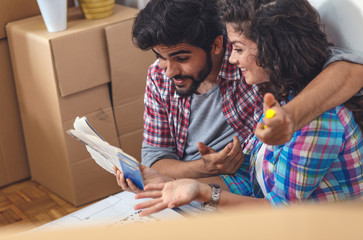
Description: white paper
xmin=31 ymin=191 xmax=185 ymax=231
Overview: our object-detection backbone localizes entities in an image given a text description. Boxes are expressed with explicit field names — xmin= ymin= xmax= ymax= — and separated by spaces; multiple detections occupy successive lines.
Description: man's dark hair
xmin=132 ymin=0 xmax=225 ymax=52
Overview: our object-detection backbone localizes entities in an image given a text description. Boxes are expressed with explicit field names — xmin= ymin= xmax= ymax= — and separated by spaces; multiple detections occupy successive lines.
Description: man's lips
xmin=173 ymin=79 xmax=187 ymax=86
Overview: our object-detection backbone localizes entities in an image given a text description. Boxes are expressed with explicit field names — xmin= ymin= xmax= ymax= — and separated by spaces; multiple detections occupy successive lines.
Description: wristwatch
xmin=201 ymin=184 xmax=220 ymax=212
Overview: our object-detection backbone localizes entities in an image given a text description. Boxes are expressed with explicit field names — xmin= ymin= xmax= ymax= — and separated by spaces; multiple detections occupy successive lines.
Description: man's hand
xmin=255 ymin=93 xmax=294 ymax=145
xmin=114 ymin=165 xmax=173 ymax=193
xmin=197 ymin=136 xmax=244 ymax=175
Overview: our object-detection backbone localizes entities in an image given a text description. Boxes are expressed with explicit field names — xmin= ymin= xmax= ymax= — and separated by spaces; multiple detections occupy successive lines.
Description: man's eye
xmin=233 ymin=48 xmax=243 ymax=53
xmin=176 ymin=56 xmax=189 ymax=62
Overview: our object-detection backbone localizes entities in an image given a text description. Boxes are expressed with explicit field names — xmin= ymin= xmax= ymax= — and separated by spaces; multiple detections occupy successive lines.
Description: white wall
xmin=309 ymin=0 xmax=363 ymax=55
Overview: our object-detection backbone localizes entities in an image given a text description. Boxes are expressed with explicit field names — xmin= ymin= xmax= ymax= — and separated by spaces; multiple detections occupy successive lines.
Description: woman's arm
xmin=134 ymin=179 xmax=268 ymax=216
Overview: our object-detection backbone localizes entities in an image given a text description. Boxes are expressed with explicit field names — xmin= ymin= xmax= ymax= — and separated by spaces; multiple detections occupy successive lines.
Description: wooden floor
xmin=0 ymin=179 xmax=91 ymax=232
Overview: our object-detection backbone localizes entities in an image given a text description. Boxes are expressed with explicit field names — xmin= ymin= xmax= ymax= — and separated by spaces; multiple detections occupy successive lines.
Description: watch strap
xmin=201 ymin=184 xmax=220 ymax=211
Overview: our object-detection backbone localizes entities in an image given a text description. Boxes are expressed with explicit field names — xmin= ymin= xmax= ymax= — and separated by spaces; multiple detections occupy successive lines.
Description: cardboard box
xmin=3 ymin=199 xmax=363 ymax=240
xmin=0 ymin=39 xmax=29 ymax=187
xmin=0 ymin=0 xmax=75 ymax=39
xmin=6 ymin=5 xmax=140 ymax=206
xmin=105 ymin=21 xmax=155 ymax=161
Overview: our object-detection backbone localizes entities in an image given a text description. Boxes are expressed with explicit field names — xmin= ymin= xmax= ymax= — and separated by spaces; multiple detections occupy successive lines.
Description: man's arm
xmin=148 ymin=136 xmax=244 ymax=179
xmin=287 ymin=61 xmax=363 ymax=130
xmin=256 ymin=60 xmax=363 ymax=145
xmin=151 ymin=158 xmax=211 ymax=179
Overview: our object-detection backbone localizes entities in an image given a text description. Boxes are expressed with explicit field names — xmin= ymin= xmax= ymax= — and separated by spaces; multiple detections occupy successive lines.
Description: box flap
xmin=51 ymin=5 xmax=140 ymax=97
xmin=50 ymin=29 xmax=111 ymax=97
xmin=6 ymin=5 xmax=140 ymax=97
xmin=105 ymin=20 xmax=155 ymax=106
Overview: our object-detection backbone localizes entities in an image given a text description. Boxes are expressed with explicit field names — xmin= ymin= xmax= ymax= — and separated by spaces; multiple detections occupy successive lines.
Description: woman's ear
xmin=211 ymin=35 xmax=224 ymax=55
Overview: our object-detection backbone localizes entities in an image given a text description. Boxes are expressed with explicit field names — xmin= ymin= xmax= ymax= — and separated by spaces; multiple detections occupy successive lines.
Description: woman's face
xmin=227 ymin=24 xmax=268 ymax=85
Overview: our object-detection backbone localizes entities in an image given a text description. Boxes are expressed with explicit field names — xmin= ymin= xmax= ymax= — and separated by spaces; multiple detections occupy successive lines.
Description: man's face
xmin=152 ymin=43 xmax=212 ymax=97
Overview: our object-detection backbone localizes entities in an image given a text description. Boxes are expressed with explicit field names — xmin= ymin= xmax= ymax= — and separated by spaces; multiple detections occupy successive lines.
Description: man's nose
xmin=165 ymin=61 xmax=178 ymax=78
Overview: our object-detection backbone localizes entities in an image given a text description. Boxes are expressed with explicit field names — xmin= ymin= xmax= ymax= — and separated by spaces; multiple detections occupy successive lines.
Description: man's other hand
xmin=198 ymin=135 xmax=244 ymax=175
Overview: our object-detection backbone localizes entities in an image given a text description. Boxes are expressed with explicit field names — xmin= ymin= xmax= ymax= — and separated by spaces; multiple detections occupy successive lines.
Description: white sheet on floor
xmin=31 ymin=191 xmax=202 ymax=231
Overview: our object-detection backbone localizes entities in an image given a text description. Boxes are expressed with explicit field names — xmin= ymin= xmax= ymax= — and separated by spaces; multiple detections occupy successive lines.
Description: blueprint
xmin=31 ymin=191 xmax=198 ymax=231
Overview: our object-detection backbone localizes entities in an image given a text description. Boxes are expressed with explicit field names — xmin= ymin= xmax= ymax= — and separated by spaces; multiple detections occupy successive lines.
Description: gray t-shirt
xmin=141 ymin=85 xmax=236 ymax=167
xmin=184 ymin=85 xmax=236 ymax=161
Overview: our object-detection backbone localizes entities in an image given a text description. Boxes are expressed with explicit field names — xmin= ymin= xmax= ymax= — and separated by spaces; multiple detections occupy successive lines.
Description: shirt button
xmin=180 ymin=139 xmax=184 ymax=143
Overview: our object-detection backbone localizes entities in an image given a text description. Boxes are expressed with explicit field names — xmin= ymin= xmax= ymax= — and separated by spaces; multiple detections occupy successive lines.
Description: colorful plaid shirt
xmin=143 ymin=42 xmax=262 ymax=195
xmin=244 ymin=105 xmax=363 ymax=206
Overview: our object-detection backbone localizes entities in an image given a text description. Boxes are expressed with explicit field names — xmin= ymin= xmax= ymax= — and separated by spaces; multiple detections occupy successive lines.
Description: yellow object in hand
xmin=264 ymin=109 xmax=275 ymax=129
xmin=265 ymin=109 xmax=275 ymax=119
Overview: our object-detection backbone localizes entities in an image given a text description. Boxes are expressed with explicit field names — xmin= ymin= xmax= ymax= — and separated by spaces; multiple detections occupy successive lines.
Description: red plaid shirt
xmin=143 ymin=42 xmax=263 ymax=159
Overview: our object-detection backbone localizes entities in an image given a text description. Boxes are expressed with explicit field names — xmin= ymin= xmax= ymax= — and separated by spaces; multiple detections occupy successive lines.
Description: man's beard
xmin=171 ymin=52 xmax=213 ymax=98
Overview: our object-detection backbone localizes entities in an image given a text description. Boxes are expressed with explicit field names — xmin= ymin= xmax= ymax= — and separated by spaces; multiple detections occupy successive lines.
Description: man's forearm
xmin=151 ymin=158 xmax=214 ymax=179
xmin=197 ymin=175 xmax=230 ymax=191
xmin=284 ymin=61 xmax=363 ymax=131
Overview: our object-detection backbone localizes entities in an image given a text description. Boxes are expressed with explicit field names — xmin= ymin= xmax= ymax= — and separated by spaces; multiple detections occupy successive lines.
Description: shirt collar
xmin=219 ymin=40 xmax=241 ymax=82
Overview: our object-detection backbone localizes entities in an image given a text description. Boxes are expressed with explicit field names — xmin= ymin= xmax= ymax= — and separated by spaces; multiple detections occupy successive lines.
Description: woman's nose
xmin=229 ymin=51 xmax=238 ymax=65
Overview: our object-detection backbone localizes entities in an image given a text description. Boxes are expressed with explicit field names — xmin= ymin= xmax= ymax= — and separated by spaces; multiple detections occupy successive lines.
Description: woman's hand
xmin=255 ymin=93 xmax=294 ymax=145
xmin=134 ymin=179 xmax=209 ymax=216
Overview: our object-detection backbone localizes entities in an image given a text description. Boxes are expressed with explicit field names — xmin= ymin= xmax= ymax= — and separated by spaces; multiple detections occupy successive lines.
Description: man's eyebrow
xmin=168 ymin=50 xmax=191 ymax=57
xmin=152 ymin=49 xmax=191 ymax=58
xmin=152 ymin=49 xmax=165 ymax=59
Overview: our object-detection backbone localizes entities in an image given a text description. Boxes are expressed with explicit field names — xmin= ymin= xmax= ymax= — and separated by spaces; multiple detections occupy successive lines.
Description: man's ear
xmin=211 ymin=35 xmax=224 ymax=55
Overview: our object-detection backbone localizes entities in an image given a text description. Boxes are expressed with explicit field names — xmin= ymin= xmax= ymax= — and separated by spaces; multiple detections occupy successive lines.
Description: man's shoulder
xmin=147 ymin=59 xmax=169 ymax=84
xmin=146 ymin=59 xmax=176 ymax=99
xmin=148 ymin=59 xmax=165 ymax=77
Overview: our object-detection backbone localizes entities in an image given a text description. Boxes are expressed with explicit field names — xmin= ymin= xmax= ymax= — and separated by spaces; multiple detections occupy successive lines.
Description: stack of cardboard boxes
xmin=0 ymin=40 xmax=29 ymax=187
xmin=0 ymin=0 xmax=52 ymax=188
xmin=4 ymin=3 xmax=154 ymax=206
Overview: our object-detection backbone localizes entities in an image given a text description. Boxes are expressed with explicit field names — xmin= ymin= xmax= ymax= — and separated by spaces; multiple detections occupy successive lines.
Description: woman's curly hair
xmin=219 ymin=0 xmax=362 ymax=129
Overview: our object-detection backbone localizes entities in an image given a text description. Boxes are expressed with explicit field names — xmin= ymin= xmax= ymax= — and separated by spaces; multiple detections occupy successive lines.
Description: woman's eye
xmin=233 ymin=48 xmax=243 ymax=53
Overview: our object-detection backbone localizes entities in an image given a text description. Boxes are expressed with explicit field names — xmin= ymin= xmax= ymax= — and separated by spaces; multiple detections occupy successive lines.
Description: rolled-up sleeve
xmin=325 ymin=46 xmax=363 ymax=67
xmin=141 ymin=142 xmax=179 ymax=167
xmin=325 ymin=46 xmax=363 ymax=96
